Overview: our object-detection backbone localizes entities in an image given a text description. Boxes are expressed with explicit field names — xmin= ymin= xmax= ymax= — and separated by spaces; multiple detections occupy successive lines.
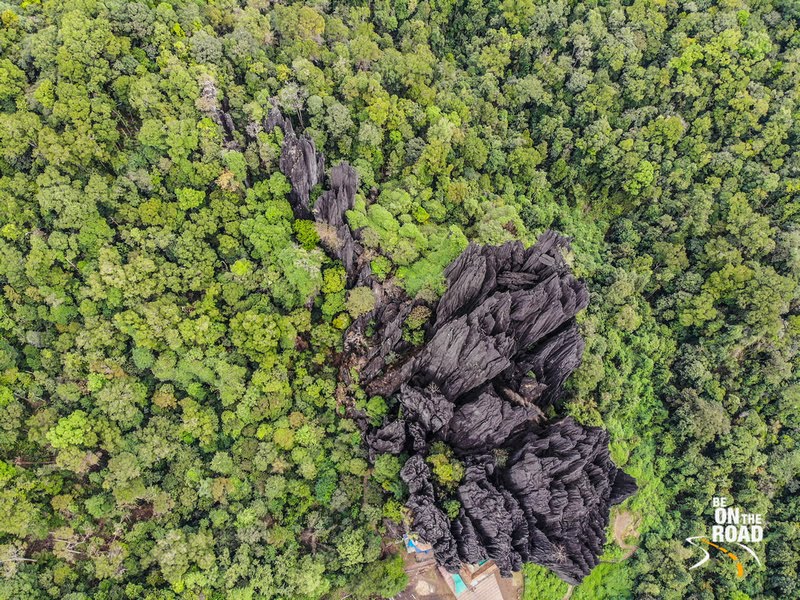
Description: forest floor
xmin=499 ymin=571 xmax=524 ymax=599
xmin=396 ymin=550 xmax=455 ymax=600
xmin=612 ymin=511 xmax=640 ymax=560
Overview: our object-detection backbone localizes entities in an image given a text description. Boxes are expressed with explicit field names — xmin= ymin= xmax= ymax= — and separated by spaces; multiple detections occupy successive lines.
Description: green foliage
xmin=426 ymin=442 xmax=465 ymax=492
xmin=398 ymin=226 xmax=468 ymax=296
xmin=45 ymin=410 xmax=96 ymax=449
xmin=370 ymin=255 xmax=393 ymax=281
xmin=294 ymin=219 xmax=320 ymax=249
xmin=346 ymin=286 xmax=376 ymax=318
xmin=322 ymin=266 xmax=347 ymax=294
xmin=443 ymin=499 xmax=461 ymax=519
xmin=403 ymin=305 xmax=432 ymax=345
xmin=372 ymin=454 xmax=402 ymax=488
xmin=176 ymin=188 xmax=205 ymax=210
xmin=0 ymin=0 xmax=797 ymax=598
xmin=365 ymin=395 xmax=388 ymax=424
xmin=523 ymin=563 xmax=569 ymax=600
xmin=571 ymin=563 xmax=633 ymax=600
xmin=346 ymin=553 xmax=409 ymax=599
xmin=337 ymin=528 xmax=367 ymax=567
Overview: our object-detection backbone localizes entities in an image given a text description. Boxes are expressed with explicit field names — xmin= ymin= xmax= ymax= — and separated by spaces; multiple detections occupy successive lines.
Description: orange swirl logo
xmin=686 ymin=496 xmax=763 ymax=579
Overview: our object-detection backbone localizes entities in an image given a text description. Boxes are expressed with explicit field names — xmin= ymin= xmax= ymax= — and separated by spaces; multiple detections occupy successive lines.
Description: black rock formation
xmin=359 ymin=234 xmax=636 ymax=584
xmin=401 ymin=456 xmax=462 ymax=571
xmin=399 ymin=384 xmax=454 ymax=435
xmin=266 ymin=107 xmax=325 ymax=220
xmin=268 ymin=110 xmax=637 ymax=585
xmin=501 ymin=418 xmax=639 ymax=582
xmin=362 ymin=232 xmax=636 ymax=583
xmin=313 ymin=163 xmax=361 ymax=279
xmin=366 ymin=419 xmax=407 ymax=459
xmin=267 ymin=108 xmax=369 ymax=284
xmin=445 ymin=386 xmax=542 ymax=452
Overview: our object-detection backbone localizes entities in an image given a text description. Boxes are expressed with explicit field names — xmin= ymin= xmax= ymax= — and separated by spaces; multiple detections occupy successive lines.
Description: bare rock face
xmin=313 ymin=163 xmax=360 ymax=279
xmin=265 ymin=107 xmax=324 ymax=219
xmin=429 ymin=234 xmax=589 ymax=409
xmin=267 ymin=110 xmax=368 ymax=284
xmin=347 ymin=296 xmax=420 ymax=387
xmin=269 ymin=110 xmax=636 ymax=585
xmin=445 ymin=387 xmax=541 ymax=452
xmin=413 ymin=299 xmax=516 ymax=400
xmin=499 ymin=418 xmax=639 ymax=583
xmin=364 ymin=233 xmax=590 ymax=408
xmin=401 ymin=456 xmax=462 ymax=571
xmin=399 ymin=384 xmax=454 ymax=435
xmin=366 ymin=420 xmax=407 ymax=459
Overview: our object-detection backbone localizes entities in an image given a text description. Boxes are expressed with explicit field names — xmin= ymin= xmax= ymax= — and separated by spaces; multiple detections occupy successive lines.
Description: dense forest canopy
xmin=0 ymin=1 xmax=797 ymax=599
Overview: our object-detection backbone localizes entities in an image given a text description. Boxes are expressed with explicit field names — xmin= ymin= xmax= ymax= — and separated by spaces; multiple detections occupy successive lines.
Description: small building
xmin=440 ymin=561 xmax=504 ymax=600
xmin=403 ymin=534 xmax=433 ymax=562
xmin=399 ymin=532 xmax=513 ymax=600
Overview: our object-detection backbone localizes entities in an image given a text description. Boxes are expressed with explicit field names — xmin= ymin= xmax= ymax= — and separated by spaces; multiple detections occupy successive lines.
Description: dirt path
xmin=396 ymin=550 xmax=456 ymax=600
xmin=498 ymin=570 xmax=524 ymax=600
xmin=612 ymin=511 xmax=640 ymax=560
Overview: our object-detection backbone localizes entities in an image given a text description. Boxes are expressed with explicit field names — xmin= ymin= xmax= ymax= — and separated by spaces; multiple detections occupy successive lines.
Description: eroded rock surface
xmin=358 ymin=236 xmax=636 ymax=584
xmin=266 ymin=107 xmax=324 ymax=219
xmin=367 ymin=232 xmax=636 ymax=583
xmin=268 ymin=110 xmax=369 ymax=284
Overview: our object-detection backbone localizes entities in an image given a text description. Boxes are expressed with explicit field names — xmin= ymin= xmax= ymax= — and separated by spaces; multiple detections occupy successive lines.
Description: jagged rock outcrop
xmin=401 ymin=456 xmax=462 ymax=571
xmin=363 ymin=233 xmax=589 ymax=407
xmin=358 ymin=234 xmax=635 ymax=584
xmin=345 ymin=296 xmax=420 ymax=387
xmin=399 ymin=384 xmax=454 ymax=435
xmin=430 ymin=235 xmax=589 ymax=407
xmin=313 ymin=163 xmax=361 ymax=278
xmin=501 ymin=418 xmax=639 ymax=582
xmin=198 ymin=75 xmax=240 ymax=150
xmin=265 ymin=107 xmax=325 ymax=220
xmin=445 ymin=387 xmax=542 ymax=452
xmin=366 ymin=420 xmax=407 ymax=459
xmin=269 ymin=110 xmax=637 ymax=585
xmin=267 ymin=109 xmax=368 ymax=283
xmin=357 ymin=233 xmax=636 ymax=584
